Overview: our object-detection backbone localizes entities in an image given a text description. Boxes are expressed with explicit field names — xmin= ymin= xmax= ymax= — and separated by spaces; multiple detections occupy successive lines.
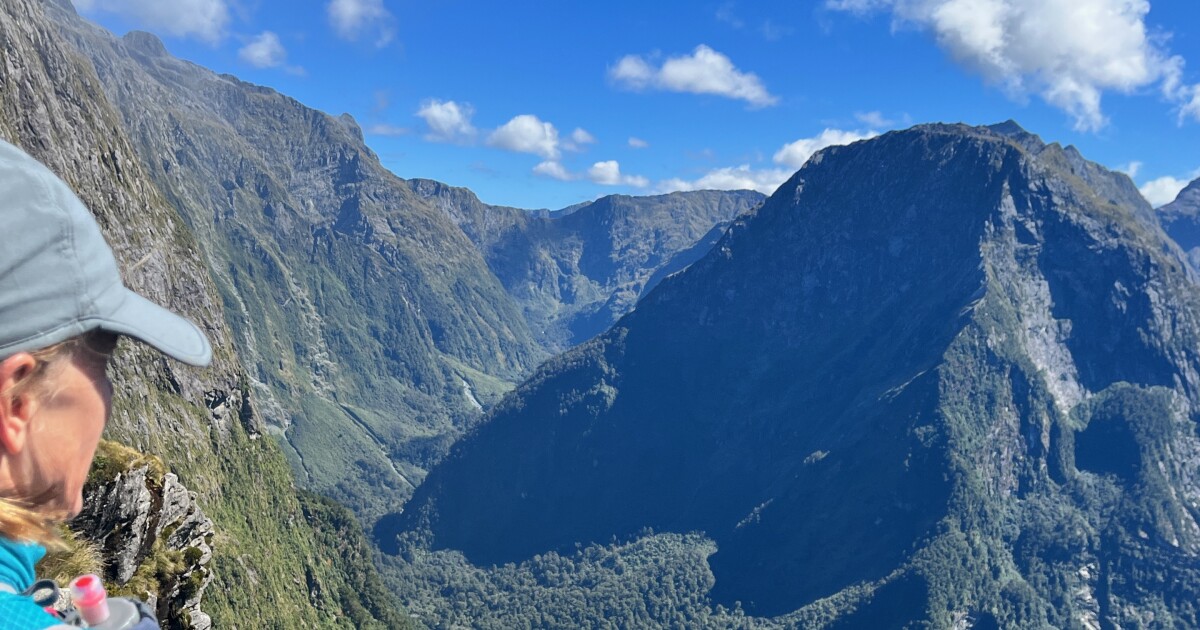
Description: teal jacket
xmin=0 ymin=537 xmax=67 ymax=629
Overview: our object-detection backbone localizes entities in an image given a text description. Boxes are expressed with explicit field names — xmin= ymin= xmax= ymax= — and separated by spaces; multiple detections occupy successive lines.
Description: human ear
xmin=0 ymin=353 xmax=39 ymax=455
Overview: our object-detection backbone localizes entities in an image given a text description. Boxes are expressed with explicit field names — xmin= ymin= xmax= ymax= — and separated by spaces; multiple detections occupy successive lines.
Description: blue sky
xmin=73 ymin=0 xmax=1200 ymax=210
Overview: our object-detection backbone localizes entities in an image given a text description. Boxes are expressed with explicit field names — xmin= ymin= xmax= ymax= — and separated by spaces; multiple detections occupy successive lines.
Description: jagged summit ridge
xmin=410 ymin=180 xmax=765 ymax=349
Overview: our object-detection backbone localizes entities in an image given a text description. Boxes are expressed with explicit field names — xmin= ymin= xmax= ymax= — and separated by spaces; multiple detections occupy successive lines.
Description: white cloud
xmin=826 ymin=0 xmax=892 ymax=12
xmin=1182 ymin=86 xmax=1200 ymax=123
xmin=327 ymin=0 xmax=395 ymax=47
xmin=416 ymin=100 xmax=476 ymax=143
xmin=715 ymin=3 xmax=744 ymax=28
xmin=588 ymin=161 xmax=650 ymax=188
xmin=855 ymin=111 xmax=893 ymax=127
xmin=488 ymin=115 xmax=561 ymax=160
xmin=610 ymin=56 xmax=656 ymax=88
xmin=827 ymin=0 xmax=1200 ymax=131
xmin=659 ymin=165 xmax=792 ymax=195
xmin=1115 ymin=160 xmax=1143 ymax=178
xmin=773 ymin=128 xmax=879 ymax=169
xmin=563 ymin=127 xmax=596 ymax=152
xmin=239 ymin=32 xmax=287 ymax=68
xmin=72 ymin=0 xmax=229 ymax=42
xmin=628 ymin=137 xmax=649 ymax=149
xmin=571 ymin=128 xmax=596 ymax=145
xmin=533 ymin=161 xmax=576 ymax=181
xmin=1140 ymin=176 xmax=1191 ymax=207
xmin=609 ymin=45 xmax=778 ymax=107
xmin=760 ymin=19 xmax=794 ymax=41
xmin=373 ymin=91 xmax=391 ymax=114
xmin=367 ymin=123 xmax=409 ymax=137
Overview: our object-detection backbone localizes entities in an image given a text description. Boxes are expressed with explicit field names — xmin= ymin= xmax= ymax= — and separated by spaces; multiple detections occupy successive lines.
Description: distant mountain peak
xmin=337 ymin=113 xmax=364 ymax=143
xmin=121 ymin=30 xmax=167 ymax=57
xmin=1172 ymin=176 xmax=1200 ymax=207
xmin=45 ymin=0 xmax=77 ymax=14
xmin=985 ymin=119 xmax=1029 ymax=137
xmin=1158 ymin=176 xmax=1200 ymax=270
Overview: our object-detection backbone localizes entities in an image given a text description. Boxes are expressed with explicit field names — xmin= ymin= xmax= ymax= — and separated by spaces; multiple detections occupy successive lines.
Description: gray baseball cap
xmin=0 ymin=139 xmax=211 ymax=366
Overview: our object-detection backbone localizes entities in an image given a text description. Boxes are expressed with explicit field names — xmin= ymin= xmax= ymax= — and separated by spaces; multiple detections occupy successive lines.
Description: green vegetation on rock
xmin=0 ymin=1 xmax=407 ymax=625
xmin=50 ymin=8 xmax=548 ymax=521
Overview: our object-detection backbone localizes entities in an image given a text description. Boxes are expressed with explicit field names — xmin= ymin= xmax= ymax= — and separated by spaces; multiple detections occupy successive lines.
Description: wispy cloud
xmin=73 ymin=0 xmax=229 ymax=42
xmin=238 ymin=31 xmax=304 ymax=74
xmin=367 ymin=123 xmax=409 ymax=137
xmin=1183 ymin=88 xmax=1200 ymax=124
xmin=533 ymin=161 xmax=576 ymax=181
xmin=609 ymin=45 xmax=778 ymax=107
xmin=1114 ymin=161 xmax=1143 ymax=179
xmin=628 ymin=137 xmax=650 ymax=149
xmin=659 ymin=165 xmax=791 ymax=195
xmin=827 ymin=0 xmax=1200 ymax=131
xmin=563 ymin=128 xmax=597 ymax=152
xmin=660 ymin=126 xmax=881 ymax=196
xmin=715 ymin=2 xmax=744 ymax=28
xmin=773 ymin=128 xmax=879 ymax=169
xmin=759 ymin=19 xmax=794 ymax=41
xmin=854 ymin=111 xmax=894 ymax=128
xmin=327 ymin=0 xmax=395 ymax=47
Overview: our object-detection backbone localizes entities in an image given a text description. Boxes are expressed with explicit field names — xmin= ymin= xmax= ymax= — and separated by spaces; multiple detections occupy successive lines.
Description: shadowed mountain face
xmin=49 ymin=7 xmax=547 ymax=519
xmin=410 ymin=180 xmax=765 ymax=350
xmin=392 ymin=123 xmax=1200 ymax=625
xmin=1159 ymin=177 xmax=1200 ymax=270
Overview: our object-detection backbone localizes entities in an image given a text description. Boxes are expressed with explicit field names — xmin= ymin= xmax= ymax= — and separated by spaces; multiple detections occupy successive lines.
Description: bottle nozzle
xmin=69 ymin=574 xmax=111 ymax=625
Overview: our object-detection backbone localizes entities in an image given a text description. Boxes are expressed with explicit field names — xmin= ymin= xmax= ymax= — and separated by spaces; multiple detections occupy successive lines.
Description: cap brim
xmin=98 ymin=289 xmax=213 ymax=367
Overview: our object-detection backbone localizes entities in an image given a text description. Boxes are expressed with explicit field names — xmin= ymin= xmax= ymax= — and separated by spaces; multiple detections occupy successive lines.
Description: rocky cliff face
xmin=392 ymin=123 xmax=1200 ymax=627
xmin=1 ymin=0 xmax=406 ymax=626
xmin=47 ymin=6 xmax=546 ymax=520
xmin=73 ymin=443 xmax=215 ymax=630
xmin=412 ymin=179 xmax=765 ymax=350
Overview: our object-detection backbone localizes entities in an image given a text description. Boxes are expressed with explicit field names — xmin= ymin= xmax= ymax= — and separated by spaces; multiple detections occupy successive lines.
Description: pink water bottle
xmin=69 ymin=574 xmax=109 ymax=625
xmin=68 ymin=574 xmax=142 ymax=629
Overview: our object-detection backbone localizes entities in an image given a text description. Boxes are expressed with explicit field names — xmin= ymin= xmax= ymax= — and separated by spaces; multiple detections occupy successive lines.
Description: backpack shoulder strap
xmin=0 ymin=588 xmax=72 ymax=628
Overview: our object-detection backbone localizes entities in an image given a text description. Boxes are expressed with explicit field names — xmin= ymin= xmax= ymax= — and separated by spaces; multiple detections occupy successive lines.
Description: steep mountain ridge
xmin=49 ymin=3 xmax=547 ymax=519
xmin=393 ymin=123 xmax=1200 ymax=626
xmin=411 ymin=179 xmax=765 ymax=349
xmin=0 ymin=0 xmax=406 ymax=625
xmin=1159 ymin=177 xmax=1200 ymax=270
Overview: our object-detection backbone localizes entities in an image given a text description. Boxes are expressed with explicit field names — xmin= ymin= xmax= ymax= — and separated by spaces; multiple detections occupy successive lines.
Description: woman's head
xmin=0 ymin=332 xmax=117 ymax=519
xmin=0 ymin=139 xmax=211 ymax=543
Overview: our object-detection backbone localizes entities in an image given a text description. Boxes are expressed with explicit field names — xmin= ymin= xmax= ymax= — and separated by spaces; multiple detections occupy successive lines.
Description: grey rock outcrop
xmin=74 ymin=455 xmax=214 ymax=630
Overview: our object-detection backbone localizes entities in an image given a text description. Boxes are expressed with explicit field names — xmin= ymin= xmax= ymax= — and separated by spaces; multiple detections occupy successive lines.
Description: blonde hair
xmin=0 ymin=332 xmax=114 ymax=546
